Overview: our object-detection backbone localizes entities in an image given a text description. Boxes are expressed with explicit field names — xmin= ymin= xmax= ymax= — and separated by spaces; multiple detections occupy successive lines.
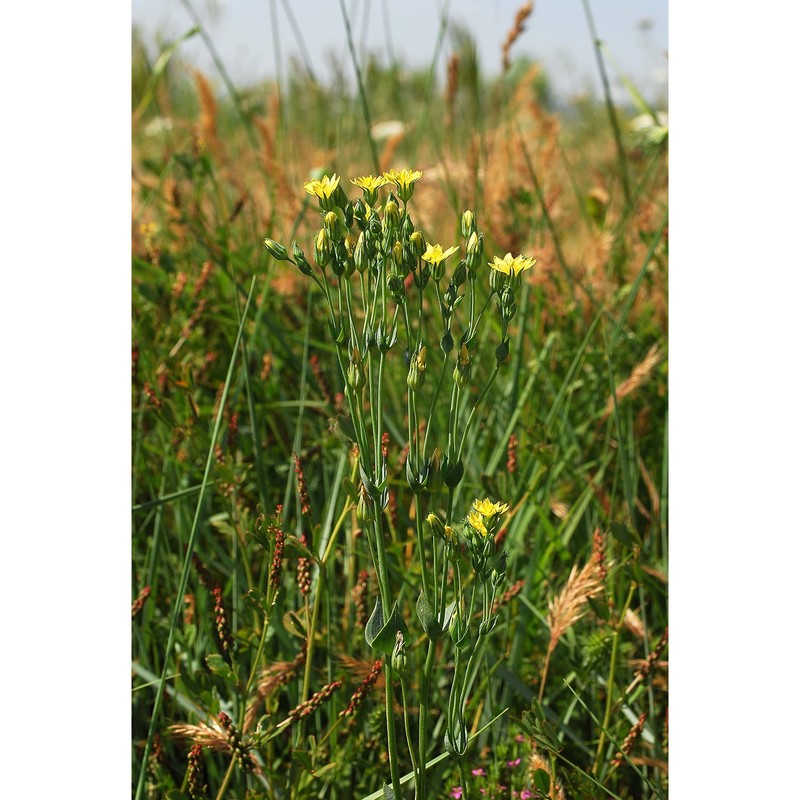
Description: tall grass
xmin=132 ymin=4 xmax=667 ymax=798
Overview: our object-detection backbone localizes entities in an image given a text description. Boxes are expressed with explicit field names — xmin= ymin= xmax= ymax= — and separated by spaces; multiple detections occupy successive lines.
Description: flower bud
xmin=391 ymin=631 xmax=409 ymax=676
xmin=347 ymin=346 xmax=366 ymax=393
xmin=461 ymin=210 xmax=476 ymax=239
xmin=489 ymin=265 xmax=507 ymax=294
xmin=444 ymin=528 xmax=459 ymax=563
xmin=426 ymin=448 xmax=445 ymax=494
xmin=452 ymin=260 xmax=467 ymax=287
xmin=342 ymin=234 xmax=356 ymax=278
xmin=324 ymin=210 xmax=343 ymax=241
xmin=383 ymin=200 xmax=400 ymax=233
xmin=290 ymin=241 xmax=314 ymax=276
xmin=453 ymin=343 xmax=471 ymax=389
xmin=425 ymin=511 xmax=446 ymax=541
xmin=409 ymin=230 xmax=425 ymax=258
xmin=392 ymin=241 xmax=404 ymax=270
xmin=500 ymin=286 xmax=517 ymax=321
xmin=314 ymin=228 xmax=331 ymax=267
xmin=356 ymin=484 xmax=374 ymax=523
xmin=407 ymin=346 xmax=427 ymax=392
xmin=264 ymin=238 xmax=289 ymax=261
xmin=354 ymin=232 xmax=368 ymax=273
xmin=465 ymin=231 xmax=483 ymax=271
xmin=387 ymin=272 xmax=406 ymax=305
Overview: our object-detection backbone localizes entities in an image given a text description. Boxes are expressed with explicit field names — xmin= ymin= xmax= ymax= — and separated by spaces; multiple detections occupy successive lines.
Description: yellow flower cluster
xmin=468 ymin=498 xmax=510 ymax=537
xmin=304 ymin=173 xmax=340 ymax=200
xmin=488 ymin=253 xmax=537 ymax=277
xmin=421 ymin=243 xmax=459 ymax=267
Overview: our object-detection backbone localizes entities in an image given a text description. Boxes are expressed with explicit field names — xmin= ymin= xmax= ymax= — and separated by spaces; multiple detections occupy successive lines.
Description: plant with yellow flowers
xmin=264 ymin=170 xmax=536 ymax=800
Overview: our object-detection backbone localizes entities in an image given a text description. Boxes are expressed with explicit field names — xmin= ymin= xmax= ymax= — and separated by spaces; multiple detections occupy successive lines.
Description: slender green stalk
xmin=401 ymin=679 xmax=420 ymax=797
xmin=337 ymin=0 xmax=380 ymax=173
xmin=593 ymin=582 xmax=637 ymax=772
xmin=580 ymin=0 xmax=631 ymax=204
xmin=134 ymin=280 xmax=256 ymax=800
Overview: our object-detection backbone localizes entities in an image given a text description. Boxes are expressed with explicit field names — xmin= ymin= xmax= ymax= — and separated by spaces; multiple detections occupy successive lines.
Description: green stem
xmin=456 ymin=365 xmax=500 ymax=461
xmin=385 ymin=663 xmax=403 ymax=798
xmin=401 ymin=679 xmax=420 ymax=797
xmin=417 ymin=640 xmax=437 ymax=800
xmin=593 ymin=582 xmax=637 ymax=773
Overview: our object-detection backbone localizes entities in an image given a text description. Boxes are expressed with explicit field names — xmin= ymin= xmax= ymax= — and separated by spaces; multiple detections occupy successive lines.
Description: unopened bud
xmin=264 ymin=238 xmax=289 ymax=261
xmin=356 ymin=484 xmax=374 ymax=523
xmin=391 ymin=631 xmax=409 ymax=676
xmin=314 ymin=228 xmax=331 ymax=267
xmin=347 ymin=346 xmax=366 ymax=392
xmin=409 ymin=230 xmax=425 ymax=258
xmin=466 ymin=231 xmax=483 ymax=271
xmin=489 ymin=265 xmax=507 ymax=293
xmin=425 ymin=511 xmax=446 ymax=540
xmin=407 ymin=346 xmax=427 ymax=392
xmin=392 ymin=241 xmax=404 ymax=269
xmin=290 ymin=241 xmax=314 ymax=276
xmin=383 ymin=200 xmax=400 ymax=233
xmin=461 ymin=210 xmax=476 ymax=239
xmin=354 ymin=232 xmax=368 ymax=273
xmin=324 ymin=211 xmax=342 ymax=241
xmin=453 ymin=343 xmax=471 ymax=388
xmin=452 ymin=260 xmax=467 ymax=287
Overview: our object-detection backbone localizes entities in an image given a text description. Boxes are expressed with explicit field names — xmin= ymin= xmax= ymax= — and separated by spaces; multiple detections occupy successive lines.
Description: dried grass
xmin=602 ymin=344 xmax=664 ymax=420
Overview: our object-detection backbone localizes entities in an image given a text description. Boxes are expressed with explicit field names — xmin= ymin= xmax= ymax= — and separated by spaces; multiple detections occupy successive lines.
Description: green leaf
xmin=365 ymin=599 xmax=385 ymax=648
xmin=205 ymin=654 xmax=233 ymax=681
xmin=283 ymin=610 xmax=308 ymax=638
xmin=533 ymin=768 xmax=551 ymax=794
xmin=242 ymin=589 xmax=268 ymax=616
xmin=415 ymin=590 xmax=443 ymax=639
xmin=366 ymin=599 xmax=409 ymax=654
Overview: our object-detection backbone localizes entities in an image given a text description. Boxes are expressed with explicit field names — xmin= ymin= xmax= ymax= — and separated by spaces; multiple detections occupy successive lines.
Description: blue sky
xmin=132 ymin=0 xmax=668 ymax=104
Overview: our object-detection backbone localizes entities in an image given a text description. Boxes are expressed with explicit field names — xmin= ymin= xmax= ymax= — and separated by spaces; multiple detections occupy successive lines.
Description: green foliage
xmin=132 ymin=6 xmax=667 ymax=799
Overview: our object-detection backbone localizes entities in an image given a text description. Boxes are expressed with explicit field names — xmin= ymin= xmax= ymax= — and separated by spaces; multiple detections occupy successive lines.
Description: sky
xmin=132 ymin=0 xmax=668 ymax=105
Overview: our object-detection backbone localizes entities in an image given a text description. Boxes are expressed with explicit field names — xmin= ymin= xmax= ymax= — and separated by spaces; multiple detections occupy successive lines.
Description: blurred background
xmin=132 ymin=0 xmax=667 ymax=107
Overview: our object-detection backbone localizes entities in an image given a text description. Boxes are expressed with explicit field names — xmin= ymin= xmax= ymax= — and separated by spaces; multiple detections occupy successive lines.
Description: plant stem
xmin=417 ymin=640 xmax=437 ymax=800
xmin=401 ymin=679 xmax=420 ymax=797
xmin=593 ymin=582 xmax=637 ymax=773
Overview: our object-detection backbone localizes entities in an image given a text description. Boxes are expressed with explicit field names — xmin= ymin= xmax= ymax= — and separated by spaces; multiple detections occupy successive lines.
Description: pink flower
xmin=472 ymin=768 xmax=487 ymax=777
xmin=520 ymin=791 xmax=534 ymax=799
xmin=507 ymin=758 xmax=522 ymax=767
xmin=450 ymin=788 xmax=463 ymax=799
xmin=515 ymin=734 xmax=526 ymax=743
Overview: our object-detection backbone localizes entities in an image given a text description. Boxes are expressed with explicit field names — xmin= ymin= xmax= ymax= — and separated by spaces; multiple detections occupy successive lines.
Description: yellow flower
xmin=468 ymin=511 xmax=488 ymax=536
xmin=351 ymin=175 xmax=389 ymax=192
xmin=421 ymin=243 xmax=459 ymax=267
xmin=383 ymin=168 xmax=423 ymax=201
xmin=488 ymin=252 xmax=537 ymax=277
xmin=304 ymin=173 xmax=341 ymax=200
xmin=472 ymin=498 xmax=510 ymax=519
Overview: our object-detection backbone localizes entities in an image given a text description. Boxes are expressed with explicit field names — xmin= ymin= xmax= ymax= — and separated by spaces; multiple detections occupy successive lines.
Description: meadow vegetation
xmin=132 ymin=5 xmax=668 ymax=798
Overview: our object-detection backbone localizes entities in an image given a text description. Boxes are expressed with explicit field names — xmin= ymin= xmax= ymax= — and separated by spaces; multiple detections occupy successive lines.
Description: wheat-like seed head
xmin=603 ymin=344 xmax=664 ymax=419
xmin=546 ymin=559 xmax=604 ymax=649
xmin=502 ymin=2 xmax=535 ymax=72
xmin=168 ymin=720 xmax=229 ymax=751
